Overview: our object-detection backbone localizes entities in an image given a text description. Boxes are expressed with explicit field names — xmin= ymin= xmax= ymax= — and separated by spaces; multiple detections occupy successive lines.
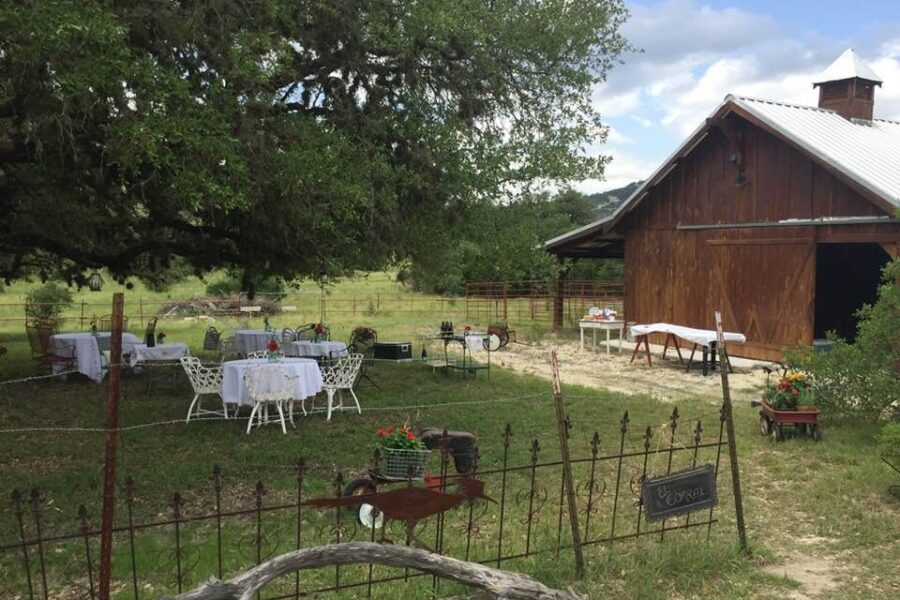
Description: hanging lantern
xmin=87 ymin=271 xmax=104 ymax=292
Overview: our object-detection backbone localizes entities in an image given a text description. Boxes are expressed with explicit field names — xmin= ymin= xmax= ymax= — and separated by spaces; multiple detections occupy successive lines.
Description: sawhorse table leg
xmin=661 ymin=333 xmax=683 ymax=363
xmin=629 ymin=334 xmax=652 ymax=366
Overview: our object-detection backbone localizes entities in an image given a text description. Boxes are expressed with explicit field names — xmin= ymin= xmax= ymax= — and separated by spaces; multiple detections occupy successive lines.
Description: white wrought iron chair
xmin=180 ymin=357 xmax=228 ymax=422
xmin=315 ymin=353 xmax=363 ymax=421
xmin=244 ymin=365 xmax=295 ymax=434
xmin=281 ymin=328 xmax=296 ymax=347
xmin=217 ymin=336 xmax=239 ymax=362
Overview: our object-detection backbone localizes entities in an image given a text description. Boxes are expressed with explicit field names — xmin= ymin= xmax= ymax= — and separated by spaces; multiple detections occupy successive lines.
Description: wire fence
xmin=1 ymin=408 xmax=730 ymax=599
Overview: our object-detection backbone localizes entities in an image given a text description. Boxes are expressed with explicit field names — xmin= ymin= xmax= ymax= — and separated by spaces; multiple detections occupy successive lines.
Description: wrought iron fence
xmin=1 ymin=407 xmax=728 ymax=599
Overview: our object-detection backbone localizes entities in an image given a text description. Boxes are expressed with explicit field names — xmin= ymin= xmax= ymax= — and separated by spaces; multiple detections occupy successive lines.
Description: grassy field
xmin=0 ymin=274 xmax=898 ymax=599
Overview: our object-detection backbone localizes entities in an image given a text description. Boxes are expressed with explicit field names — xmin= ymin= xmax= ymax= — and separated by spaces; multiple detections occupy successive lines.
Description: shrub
xmin=25 ymin=283 xmax=74 ymax=321
xmin=785 ymin=258 xmax=899 ymax=420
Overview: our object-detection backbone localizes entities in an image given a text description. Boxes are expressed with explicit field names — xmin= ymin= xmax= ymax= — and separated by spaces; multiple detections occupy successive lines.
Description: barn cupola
xmin=813 ymin=48 xmax=882 ymax=121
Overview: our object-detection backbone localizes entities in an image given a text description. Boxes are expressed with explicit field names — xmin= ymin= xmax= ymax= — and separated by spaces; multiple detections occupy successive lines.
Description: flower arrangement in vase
xmin=314 ymin=323 xmax=327 ymax=342
xmin=266 ymin=340 xmax=280 ymax=362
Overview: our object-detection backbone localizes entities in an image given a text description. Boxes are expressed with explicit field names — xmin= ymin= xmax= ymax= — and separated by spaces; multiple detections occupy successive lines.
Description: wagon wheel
xmin=484 ymin=333 xmax=502 ymax=352
xmin=811 ymin=424 xmax=822 ymax=442
xmin=758 ymin=414 xmax=771 ymax=436
xmin=343 ymin=478 xmax=380 ymax=526
xmin=774 ymin=423 xmax=785 ymax=442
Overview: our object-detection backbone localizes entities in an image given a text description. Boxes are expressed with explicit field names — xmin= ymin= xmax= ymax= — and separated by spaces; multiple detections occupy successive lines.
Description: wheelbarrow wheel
xmin=342 ymin=478 xmax=377 ymax=518
xmin=811 ymin=424 xmax=822 ymax=442
xmin=758 ymin=414 xmax=771 ymax=436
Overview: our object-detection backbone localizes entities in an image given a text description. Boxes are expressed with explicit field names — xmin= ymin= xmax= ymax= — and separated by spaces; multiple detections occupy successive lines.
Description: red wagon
xmin=758 ymin=399 xmax=821 ymax=442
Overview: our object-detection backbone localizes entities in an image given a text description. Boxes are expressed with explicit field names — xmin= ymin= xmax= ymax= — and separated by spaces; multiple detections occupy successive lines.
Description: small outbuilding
xmin=545 ymin=49 xmax=900 ymax=360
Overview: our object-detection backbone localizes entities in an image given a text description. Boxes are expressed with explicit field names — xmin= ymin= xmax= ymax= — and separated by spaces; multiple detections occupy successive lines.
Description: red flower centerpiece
xmin=266 ymin=339 xmax=280 ymax=362
xmin=377 ymin=423 xmax=430 ymax=479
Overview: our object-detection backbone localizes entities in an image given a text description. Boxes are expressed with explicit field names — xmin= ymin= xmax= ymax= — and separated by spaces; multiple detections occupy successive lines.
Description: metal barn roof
xmin=545 ymin=93 xmax=900 ymax=253
xmin=733 ymin=95 xmax=900 ymax=209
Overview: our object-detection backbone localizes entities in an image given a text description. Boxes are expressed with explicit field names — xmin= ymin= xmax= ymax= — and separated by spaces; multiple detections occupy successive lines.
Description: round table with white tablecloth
xmin=221 ymin=358 xmax=323 ymax=407
xmin=287 ymin=340 xmax=348 ymax=359
xmin=50 ymin=332 xmax=142 ymax=382
xmin=234 ymin=329 xmax=276 ymax=355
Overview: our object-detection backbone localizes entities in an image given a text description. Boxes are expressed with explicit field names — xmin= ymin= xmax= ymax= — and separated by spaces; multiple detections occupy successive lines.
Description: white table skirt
xmin=235 ymin=330 xmax=276 ymax=355
xmin=628 ymin=323 xmax=746 ymax=346
xmin=222 ymin=358 xmax=323 ymax=407
xmin=288 ymin=341 xmax=348 ymax=358
xmin=129 ymin=343 xmax=191 ymax=367
xmin=51 ymin=332 xmax=141 ymax=382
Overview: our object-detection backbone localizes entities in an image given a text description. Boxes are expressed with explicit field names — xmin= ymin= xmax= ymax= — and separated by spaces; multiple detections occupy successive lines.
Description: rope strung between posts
xmin=0 ymin=391 xmax=553 ymax=435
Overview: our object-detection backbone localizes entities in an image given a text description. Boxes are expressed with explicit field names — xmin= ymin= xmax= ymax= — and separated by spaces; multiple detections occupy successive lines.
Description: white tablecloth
xmin=628 ymin=323 xmax=746 ymax=346
xmin=235 ymin=330 xmax=276 ymax=355
xmin=129 ymin=343 xmax=191 ymax=367
xmin=288 ymin=341 xmax=348 ymax=358
xmin=51 ymin=332 xmax=141 ymax=382
xmin=221 ymin=358 xmax=323 ymax=407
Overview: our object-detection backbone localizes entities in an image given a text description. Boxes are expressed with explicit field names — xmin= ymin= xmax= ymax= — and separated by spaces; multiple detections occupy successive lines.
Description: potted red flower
xmin=377 ymin=424 xmax=430 ymax=479
xmin=314 ymin=323 xmax=328 ymax=342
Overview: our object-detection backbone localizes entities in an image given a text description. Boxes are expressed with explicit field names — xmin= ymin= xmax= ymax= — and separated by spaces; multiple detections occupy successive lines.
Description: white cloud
xmin=576 ymin=0 xmax=900 ymax=193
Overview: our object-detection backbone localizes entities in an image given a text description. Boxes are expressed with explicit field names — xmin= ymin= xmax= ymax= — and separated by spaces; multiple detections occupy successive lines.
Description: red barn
xmin=545 ymin=49 xmax=900 ymax=360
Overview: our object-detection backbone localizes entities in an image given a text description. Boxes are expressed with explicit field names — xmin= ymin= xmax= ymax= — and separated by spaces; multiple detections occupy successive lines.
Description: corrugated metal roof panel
xmin=734 ymin=96 xmax=900 ymax=208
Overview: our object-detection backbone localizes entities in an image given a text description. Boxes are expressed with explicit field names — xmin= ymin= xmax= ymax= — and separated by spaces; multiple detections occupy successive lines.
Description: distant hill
xmin=587 ymin=181 xmax=641 ymax=218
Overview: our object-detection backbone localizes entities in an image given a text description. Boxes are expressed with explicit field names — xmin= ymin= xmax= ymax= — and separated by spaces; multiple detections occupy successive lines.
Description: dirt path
xmin=494 ymin=338 xmax=770 ymax=404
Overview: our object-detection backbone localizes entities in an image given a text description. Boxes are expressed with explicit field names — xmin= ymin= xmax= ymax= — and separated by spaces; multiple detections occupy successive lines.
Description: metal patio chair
xmin=180 ymin=357 xmax=228 ymax=422
xmin=244 ymin=365 xmax=295 ymax=434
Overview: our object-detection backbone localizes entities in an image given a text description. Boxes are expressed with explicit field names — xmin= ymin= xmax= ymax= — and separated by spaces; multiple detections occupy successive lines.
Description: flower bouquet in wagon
xmin=377 ymin=423 xmax=431 ymax=479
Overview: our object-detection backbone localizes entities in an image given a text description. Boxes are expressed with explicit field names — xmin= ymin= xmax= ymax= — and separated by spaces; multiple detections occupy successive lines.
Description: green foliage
xmin=408 ymin=189 xmax=623 ymax=293
xmin=785 ymin=258 xmax=900 ymax=420
xmin=25 ymin=283 xmax=74 ymax=321
xmin=0 ymin=0 xmax=630 ymax=286
xmin=879 ymin=422 xmax=900 ymax=458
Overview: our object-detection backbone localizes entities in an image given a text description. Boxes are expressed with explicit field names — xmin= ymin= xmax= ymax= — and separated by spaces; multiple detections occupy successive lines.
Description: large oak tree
xmin=0 ymin=0 xmax=628 ymax=290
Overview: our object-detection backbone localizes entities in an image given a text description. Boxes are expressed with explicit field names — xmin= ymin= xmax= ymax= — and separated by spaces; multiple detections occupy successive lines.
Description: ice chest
xmin=373 ymin=342 xmax=412 ymax=361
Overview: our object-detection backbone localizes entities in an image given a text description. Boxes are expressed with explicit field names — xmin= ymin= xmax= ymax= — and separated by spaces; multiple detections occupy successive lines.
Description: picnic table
xmin=628 ymin=323 xmax=746 ymax=375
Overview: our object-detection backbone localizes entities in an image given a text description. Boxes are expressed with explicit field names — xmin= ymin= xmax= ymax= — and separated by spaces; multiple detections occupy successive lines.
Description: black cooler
xmin=372 ymin=342 xmax=412 ymax=361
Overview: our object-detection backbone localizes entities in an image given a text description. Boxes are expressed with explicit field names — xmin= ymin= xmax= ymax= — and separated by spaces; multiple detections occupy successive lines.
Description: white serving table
xmin=288 ymin=340 xmax=348 ymax=359
xmin=579 ymin=319 xmax=625 ymax=354
xmin=221 ymin=358 xmax=323 ymax=407
xmin=50 ymin=332 xmax=141 ymax=382
xmin=627 ymin=322 xmax=747 ymax=374
xmin=234 ymin=329 xmax=276 ymax=355
xmin=128 ymin=342 xmax=191 ymax=367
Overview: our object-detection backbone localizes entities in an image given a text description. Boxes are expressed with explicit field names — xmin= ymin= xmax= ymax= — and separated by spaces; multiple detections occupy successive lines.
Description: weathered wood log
xmin=164 ymin=542 xmax=586 ymax=600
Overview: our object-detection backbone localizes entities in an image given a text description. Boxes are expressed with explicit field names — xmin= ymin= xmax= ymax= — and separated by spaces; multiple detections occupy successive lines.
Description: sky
xmin=579 ymin=0 xmax=900 ymax=193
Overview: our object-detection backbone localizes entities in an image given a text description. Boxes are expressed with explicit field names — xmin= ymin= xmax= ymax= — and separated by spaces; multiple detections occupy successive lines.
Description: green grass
xmin=0 ymin=273 xmax=898 ymax=599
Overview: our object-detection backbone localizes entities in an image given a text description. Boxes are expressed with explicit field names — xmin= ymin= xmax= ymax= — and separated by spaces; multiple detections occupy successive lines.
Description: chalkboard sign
xmin=641 ymin=464 xmax=717 ymax=522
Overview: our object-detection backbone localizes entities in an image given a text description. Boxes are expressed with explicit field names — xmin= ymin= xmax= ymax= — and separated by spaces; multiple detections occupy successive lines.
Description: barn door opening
xmin=814 ymin=243 xmax=890 ymax=341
